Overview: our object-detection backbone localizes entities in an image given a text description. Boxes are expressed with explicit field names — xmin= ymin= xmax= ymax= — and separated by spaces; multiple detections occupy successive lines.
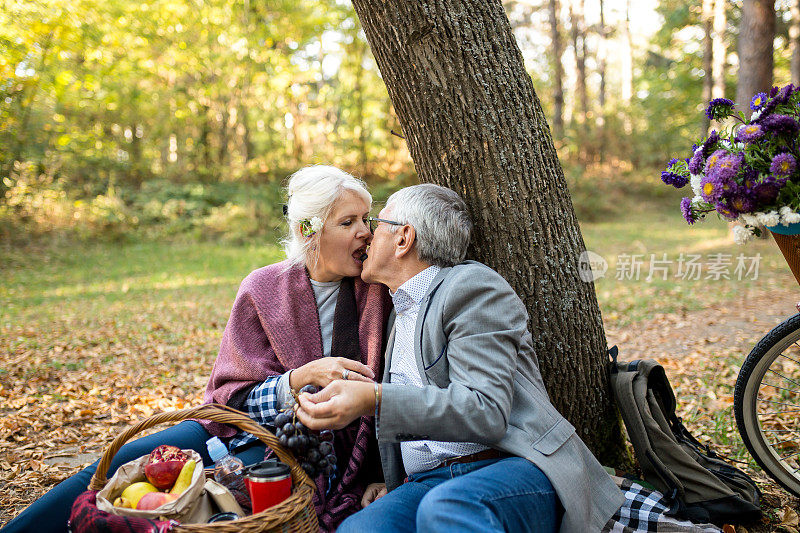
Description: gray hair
xmin=385 ymin=184 xmax=472 ymax=267
xmin=282 ymin=165 xmax=371 ymax=268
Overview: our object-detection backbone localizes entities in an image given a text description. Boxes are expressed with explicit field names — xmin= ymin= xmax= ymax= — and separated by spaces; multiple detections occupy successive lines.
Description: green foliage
xmin=0 ymin=0 xmax=408 ymax=217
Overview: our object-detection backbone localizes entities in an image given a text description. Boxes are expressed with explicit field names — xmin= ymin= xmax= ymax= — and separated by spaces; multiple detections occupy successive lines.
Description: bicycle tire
xmin=734 ymin=313 xmax=800 ymax=496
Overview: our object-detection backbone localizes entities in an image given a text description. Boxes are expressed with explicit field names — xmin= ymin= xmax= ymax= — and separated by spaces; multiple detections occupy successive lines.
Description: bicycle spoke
xmin=778 ymin=449 xmax=800 ymax=461
xmin=781 ymin=346 xmax=800 ymax=366
xmin=758 ymin=381 xmax=800 ymax=396
xmin=766 ymin=368 xmax=800 ymax=389
xmin=756 ymin=397 xmax=800 ymax=409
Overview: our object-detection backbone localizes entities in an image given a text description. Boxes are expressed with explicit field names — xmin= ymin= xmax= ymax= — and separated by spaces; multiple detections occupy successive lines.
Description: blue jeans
xmin=338 ymin=457 xmax=562 ymax=533
xmin=1 ymin=421 xmax=266 ymax=533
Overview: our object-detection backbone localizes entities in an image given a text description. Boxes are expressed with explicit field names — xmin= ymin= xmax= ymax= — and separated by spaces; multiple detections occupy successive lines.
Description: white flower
xmin=733 ymin=225 xmax=755 ymax=245
xmin=756 ymin=210 xmax=780 ymax=227
xmin=750 ymin=109 xmax=762 ymax=121
xmin=690 ymin=175 xmax=702 ymax=197
xmin=310 ymin=216 xmax=323 ymax=233
xmin=739 ymin=213 xmax=760 ymax=227
xmin=781 ymin=207 xmax=800 ymax=225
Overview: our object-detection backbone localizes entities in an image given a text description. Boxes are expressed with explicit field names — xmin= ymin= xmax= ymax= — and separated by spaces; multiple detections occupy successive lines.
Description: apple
xmin=136 ymin=491 xmax=179 ymax=511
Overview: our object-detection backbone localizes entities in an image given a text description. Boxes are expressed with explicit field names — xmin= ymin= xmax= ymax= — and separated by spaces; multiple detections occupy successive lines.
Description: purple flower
xmin=710 ymin=152 xmax=743 ymax=183
xmin=700 ymin=173 xmax=725 ymax=202
xmin=661 ymin=171 xmax=689 ymax=188
xmin=680 ymin=197 xmax=696 ymax=225
xmin=715 ymin=201 xmax=739 ymax=220
xmin=752 ymin=178 xmax=783 ymax=205
xmin=701 ymin=131 xmax=720 ymax=157
xmin=705 ymin=98 xmax=736 ymax=120
xmin=770 ymin=153 xmax=797 ymax=176
xmin=760 ymin=114 xmax=800 ymax=136
xmin=740 ymin=168 xmax=758 ymax=190
xmin=751 ymin=92 xmax=768 ymax=111
xmin=735 ymin=123 xmax=764 ymax=143
xmin=703 ymin=149 xmax=728 ymax=175
xmin=688 ymin=149 xmax=704 ymax=175
xmin=728 ymin=193 xmax=755 ymax=214
xmin=770 ymin=86 xmax=780 ymax=98
xmin=774 ymin=83 xmax=795 ymax=104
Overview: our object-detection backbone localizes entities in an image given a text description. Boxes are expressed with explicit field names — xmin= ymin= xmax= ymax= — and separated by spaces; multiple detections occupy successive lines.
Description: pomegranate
xmin=144 ymin=445 xmax=189 ymax=490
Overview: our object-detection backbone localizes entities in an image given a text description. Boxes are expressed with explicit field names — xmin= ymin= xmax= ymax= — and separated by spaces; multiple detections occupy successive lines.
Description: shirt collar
xmin=390 ymin=265 xmax=441 ymax=315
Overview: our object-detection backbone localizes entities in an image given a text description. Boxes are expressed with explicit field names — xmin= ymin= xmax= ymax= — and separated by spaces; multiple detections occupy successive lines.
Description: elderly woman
xmin=4 ymin=166 xmax=392 ymax=533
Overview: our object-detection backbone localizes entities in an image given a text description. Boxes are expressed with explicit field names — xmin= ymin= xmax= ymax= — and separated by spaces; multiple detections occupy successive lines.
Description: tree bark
xmin=736 ymin=0 xmax=775 ymax=116
xmin=350 ymin=0 xmax=627 ymax=462
xmin=549 ymin=0 xmax=565 ymax=140
xmin=791 ymin=0 xmax=800 ymax=85
xmin=702 ymin=0 xmax=714 ymax=135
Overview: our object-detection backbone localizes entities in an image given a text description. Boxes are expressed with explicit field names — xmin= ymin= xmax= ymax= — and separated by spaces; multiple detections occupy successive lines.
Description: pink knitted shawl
xmin=200 ymin=261 xmax=391 ymax=531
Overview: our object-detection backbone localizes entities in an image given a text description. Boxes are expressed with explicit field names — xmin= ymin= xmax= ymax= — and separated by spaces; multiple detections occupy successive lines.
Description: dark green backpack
xmin=608 ymin=346 xmax=761 ymax=526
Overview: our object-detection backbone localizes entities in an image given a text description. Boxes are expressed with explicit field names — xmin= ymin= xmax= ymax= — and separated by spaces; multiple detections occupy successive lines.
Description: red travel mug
xmin=244 ymin=460 xmax=292 ymax=513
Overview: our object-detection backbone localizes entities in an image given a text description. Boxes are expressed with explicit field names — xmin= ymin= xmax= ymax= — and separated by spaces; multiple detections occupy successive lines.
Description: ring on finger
xmin=342 ymin=369 xmax=350 ymax=380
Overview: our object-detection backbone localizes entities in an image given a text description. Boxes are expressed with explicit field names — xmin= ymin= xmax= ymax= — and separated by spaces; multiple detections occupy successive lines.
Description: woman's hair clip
xmin=299 ymin=216 xmax=323 ymax=238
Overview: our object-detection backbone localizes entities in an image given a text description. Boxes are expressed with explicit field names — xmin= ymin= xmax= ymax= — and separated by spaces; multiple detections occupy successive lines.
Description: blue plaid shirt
xmin=228 ymin=374 xmax=286 ymax=450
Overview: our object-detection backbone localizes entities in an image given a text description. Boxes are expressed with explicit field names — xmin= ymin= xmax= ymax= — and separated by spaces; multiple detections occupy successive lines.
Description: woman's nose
xmin=356 ymin=219 xmax=371 ymax=238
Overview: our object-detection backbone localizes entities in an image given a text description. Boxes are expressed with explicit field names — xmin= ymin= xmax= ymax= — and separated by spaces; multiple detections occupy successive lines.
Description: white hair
xmin=385 ymin=184 xmax=472 ymax=267
xmin=282 ymin=165 xmax=371 ymax=268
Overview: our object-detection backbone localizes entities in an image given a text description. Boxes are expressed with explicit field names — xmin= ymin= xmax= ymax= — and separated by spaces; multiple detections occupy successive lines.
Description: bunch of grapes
xmin=274 ymin=385 xmax=337 ymax=479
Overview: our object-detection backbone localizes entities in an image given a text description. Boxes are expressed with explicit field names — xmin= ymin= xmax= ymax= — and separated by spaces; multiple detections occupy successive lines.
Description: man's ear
xmin=394 ymin=225 xmax=416 ymax=259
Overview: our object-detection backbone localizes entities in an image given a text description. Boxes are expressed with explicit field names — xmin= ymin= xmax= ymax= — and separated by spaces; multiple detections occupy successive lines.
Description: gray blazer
xmin=378 ymin=261 xmax=624 ymax=532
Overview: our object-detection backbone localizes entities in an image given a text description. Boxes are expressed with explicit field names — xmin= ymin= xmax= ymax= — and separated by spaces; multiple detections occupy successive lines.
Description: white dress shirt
xmin=389 ymin=265 xmax=488 ymax=475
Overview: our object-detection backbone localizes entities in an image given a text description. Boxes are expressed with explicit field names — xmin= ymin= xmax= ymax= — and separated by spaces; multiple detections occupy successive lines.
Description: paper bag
xmin=96 ymin=449 xmax=206 ymax=522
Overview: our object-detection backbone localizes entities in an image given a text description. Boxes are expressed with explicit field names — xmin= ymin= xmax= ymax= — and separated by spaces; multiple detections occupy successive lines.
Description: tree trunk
xmin=569 ymin=0 xmax=588 ymax=137
xmin=3 ymin=30 xmax=55 ymax=191
xmin=791 ymin=0 xmax=800 ymax=85
xmin=702 ymin=0 xmax=714 ymax=135
xmin=736 ymin=0 xmax=775 ymax=115
xmin=620 ymin=0 xmax=633 ymax=133
xmin=549 ymin=0 xmax=565 ymax=141
xmin=351 ymin=0 xmax=627 ymax=462
xmin=712 ymin=0 xmax=727 ymax=99
xmin=597 ymin=0 xmax=607 ymax=162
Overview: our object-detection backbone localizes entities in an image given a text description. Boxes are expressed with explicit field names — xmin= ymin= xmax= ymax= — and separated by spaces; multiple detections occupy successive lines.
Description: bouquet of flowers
xmin=661 ymin=84 xmax=800 ymax=244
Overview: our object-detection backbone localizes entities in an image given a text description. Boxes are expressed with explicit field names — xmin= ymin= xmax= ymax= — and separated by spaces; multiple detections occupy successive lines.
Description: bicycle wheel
xmin=734 ymin=313 xmax=800 ymax=496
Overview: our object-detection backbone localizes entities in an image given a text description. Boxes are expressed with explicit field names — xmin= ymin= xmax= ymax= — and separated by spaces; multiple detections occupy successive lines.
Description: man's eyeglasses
xmin=368 ymin=216 xmax=404 ymax=234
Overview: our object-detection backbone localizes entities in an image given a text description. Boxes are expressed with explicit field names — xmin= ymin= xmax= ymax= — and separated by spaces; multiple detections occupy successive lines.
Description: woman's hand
xmin=290 ymin=357 xmax=375 ymax=390
xmin=361 ymin=483 xmax=387 ymax=507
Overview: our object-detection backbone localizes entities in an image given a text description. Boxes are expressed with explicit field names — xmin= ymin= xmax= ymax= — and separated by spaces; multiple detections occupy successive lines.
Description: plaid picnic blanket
xmin=602 ymin=476 xmax=723 ymax=533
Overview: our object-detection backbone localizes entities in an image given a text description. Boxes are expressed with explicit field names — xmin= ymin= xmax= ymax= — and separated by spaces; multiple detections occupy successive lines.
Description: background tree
xmin=736 ymin=0 xmax=776 ymax=114
xmin=350 ymin=0 xmax=627 ymax=461
xmin=550 ymin=0 xmax=566 ymax=140
xmin=790 ymin=0 xmax=800 ymax=84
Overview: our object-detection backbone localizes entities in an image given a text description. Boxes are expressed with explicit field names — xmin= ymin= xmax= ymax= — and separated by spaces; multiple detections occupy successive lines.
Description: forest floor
xmin=2 ymin=202 xmax=800 ymax=530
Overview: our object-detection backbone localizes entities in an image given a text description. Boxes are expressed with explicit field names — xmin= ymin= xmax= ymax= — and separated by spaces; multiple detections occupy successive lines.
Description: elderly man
xmin=296 ymin=184 xmax=623 ymax=532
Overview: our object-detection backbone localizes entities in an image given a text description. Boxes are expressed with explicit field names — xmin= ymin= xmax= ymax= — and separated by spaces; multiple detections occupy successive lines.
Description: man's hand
xmin=295 ymin=380 xmax=376 ymax=430
xmin=289 ymin=357 xmax=375 ymax=389
xmin=361 ymin=483 xmax=387 ymax=508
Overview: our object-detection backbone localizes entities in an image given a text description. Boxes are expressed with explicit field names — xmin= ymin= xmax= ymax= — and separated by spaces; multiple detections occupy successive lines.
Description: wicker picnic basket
xmin=86 ymin=403 xmax=319 ymax=533
xmin=771 ymin=231 xmax=800 ymax=286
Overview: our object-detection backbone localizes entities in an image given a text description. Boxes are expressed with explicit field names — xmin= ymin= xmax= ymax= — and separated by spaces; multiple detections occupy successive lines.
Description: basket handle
xmin=88 ymin=403 xmax=314 ymax=492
